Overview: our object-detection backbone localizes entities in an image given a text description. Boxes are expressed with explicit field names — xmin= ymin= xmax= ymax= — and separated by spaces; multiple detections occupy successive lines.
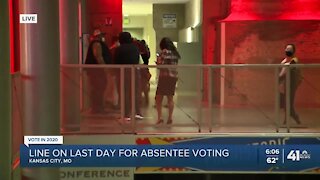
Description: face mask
xmin=285 ymin=51 xmax=293 ymax=57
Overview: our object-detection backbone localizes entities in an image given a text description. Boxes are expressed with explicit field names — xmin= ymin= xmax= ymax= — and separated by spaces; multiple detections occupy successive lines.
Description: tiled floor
xmin=62 ymin=90 xmax=320 ymax=134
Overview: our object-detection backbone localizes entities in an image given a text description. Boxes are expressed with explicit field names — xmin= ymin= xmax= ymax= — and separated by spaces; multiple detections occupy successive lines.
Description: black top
xmin=85 ymin=40 xmax=112 ymax=64
xmin=114 ymin=44 xmax=140 ymax=65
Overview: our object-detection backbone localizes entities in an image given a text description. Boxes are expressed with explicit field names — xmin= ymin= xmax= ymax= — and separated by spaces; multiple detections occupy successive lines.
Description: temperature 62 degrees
xmin=266 ymin=157 xmax=279 ymax=164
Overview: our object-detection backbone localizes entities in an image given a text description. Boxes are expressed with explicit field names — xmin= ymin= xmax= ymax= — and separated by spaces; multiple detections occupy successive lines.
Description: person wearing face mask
xmin=84 ymin=29 xmax=112 ymax=113
xmin=279 ymin=44 xmax=302 ymax=124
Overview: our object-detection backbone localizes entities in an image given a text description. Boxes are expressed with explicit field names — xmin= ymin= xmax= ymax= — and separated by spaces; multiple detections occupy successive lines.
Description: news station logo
xmin=287 ymin=150 xmax=311 ymax=161
xmin=20 ymin=14 xmax=37 ymax=24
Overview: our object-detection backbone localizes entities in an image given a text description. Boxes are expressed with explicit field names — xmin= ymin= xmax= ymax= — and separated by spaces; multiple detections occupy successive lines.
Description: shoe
xmin=135 ymin=114 xmax=144 ymax=120
xmin=156 ymin=119 xmax=164 ymax=125
xmin=167 ymin=119 xmax=173 ymax=124
xmin=124 ymin=117 xmax=131 ymax=121
xmin=117 ymin=117 xmax=130 ymax=124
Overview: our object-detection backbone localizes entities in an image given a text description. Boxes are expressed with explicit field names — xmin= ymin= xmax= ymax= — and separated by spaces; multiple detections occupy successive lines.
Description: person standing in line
xmin=279 ymin=43 xmax=302 ymax=124
xmin=155 ymin=37 xmax=181 ymax=125
xmin=140 ymin=40 xmax=151 ymax=65
xmin=114 ymin=32 xmax=143 ymax=121
xmin=85 ymin=36 xmax=111 ymax=113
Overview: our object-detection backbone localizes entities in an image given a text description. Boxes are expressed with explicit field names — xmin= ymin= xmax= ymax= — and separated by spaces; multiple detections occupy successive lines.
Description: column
xmin=19 ymin=0 xmax=60 ymax=179
xmin=0 ymin=0 xmax=12 ymax=179
xmin=59 ymin=0 xmax=81 ymax=131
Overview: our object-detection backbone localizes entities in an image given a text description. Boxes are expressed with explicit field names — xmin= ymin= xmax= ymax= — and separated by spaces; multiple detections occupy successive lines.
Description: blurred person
xmin=140 ymin=40 xmax=151 ymax=65
xmin=114 ymin=32 xmax=143 ymax=121
xmin=104 ymin=36 xmax=121 ymax=109
xmin=140 ymin=66 xmax=152 ymax=106
xmin=279 ymin=44 xmax=302 ymax=124
xmin=133 ymin=39 xmax=152 ymax=106
xmin=155 ymin=37 xmax=181 ymax=125
xmin=85 ymin=29 xmax=112 ymax=113
xmin=139 ymin=40 xmax=152 ymax=105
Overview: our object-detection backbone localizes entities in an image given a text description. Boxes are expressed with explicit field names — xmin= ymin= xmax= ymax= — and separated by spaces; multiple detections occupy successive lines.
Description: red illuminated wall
xmin=202 ymin=0 xmax=231 ymax=103
xmin=224 ymin=0 xmax=320 ymax=21
xmin=86 ymin=0 xmax=122 ymax=46
xmin=9 ymin=0 xmax=20 ymax=73
xmin=220 ymin=0 xmax=320 ymax=106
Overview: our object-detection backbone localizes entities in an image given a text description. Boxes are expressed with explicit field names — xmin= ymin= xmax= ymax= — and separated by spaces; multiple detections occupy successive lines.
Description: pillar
xmin=59 ymin=0 xmax=81 ymax=131
xmin=20 ymin=0 xmax=60 ymax=179
xmin=0 ymin=0 xmax=12 ymax=179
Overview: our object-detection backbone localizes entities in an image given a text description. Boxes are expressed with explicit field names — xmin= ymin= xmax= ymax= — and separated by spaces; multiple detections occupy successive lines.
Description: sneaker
xmin=124 ymin=117 xmax=131 ymax=121
xmin=135 ymin=114 xmax=144 ymax=120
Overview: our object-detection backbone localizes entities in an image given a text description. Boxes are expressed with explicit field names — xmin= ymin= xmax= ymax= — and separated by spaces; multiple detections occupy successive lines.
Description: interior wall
xmin=86 ymin=0 xmax=122 ymax=46
xmin=177 ymin=32 xmax=203 ymax=91
xmin=122 ymin=14 xmax=157 ymax=83
xmin=185 ymin=0 xmax=202 ymax=28
xmin=153 ymin=3 xmax=185 ymax=49
xmin=202 ymin=0 xmax=231 ymax=102
xmin=218 ymin=0 xmax=320 ymax=107
xmin=223 ymin=21 xmax=320 ymax=106
xmin=123 ymin=15 xmax=156 ymax=62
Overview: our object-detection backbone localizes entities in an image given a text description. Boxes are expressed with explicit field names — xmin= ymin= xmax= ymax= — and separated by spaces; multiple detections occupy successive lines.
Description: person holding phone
xmin=155 ymin=37 xmax=181 ymax=125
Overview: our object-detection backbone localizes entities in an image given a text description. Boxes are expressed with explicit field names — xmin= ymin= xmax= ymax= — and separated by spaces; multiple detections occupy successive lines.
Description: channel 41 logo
xmin=286 ymin=150 xmax=311 ymax=161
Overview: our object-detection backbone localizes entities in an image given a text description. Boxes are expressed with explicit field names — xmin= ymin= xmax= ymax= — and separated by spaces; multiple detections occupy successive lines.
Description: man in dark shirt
xmin=84 ymin=29 xmax=112 ymax=113
xmin=114 ymin=32 xmax=142 ymax=121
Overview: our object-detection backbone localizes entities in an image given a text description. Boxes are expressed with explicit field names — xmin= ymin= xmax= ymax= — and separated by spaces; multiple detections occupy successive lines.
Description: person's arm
xmin=279 ymin=59 xmax=288 ymax=80
xmin=114 ymin=47 xmax=120 ymax=64
xmin=102 ymin=43 xmax=112 ymax=64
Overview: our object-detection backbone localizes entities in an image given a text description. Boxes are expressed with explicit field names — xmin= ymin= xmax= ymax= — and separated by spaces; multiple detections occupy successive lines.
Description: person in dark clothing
xmin=114 ymin=32 xmax=143 ymax=120
xmin=132 ymin=39 xmax=152 ymax=106
xmin=140 ymin=40 xmax=151 ymax=65
xmin=85 ymin=39 xmax=110 ymax=113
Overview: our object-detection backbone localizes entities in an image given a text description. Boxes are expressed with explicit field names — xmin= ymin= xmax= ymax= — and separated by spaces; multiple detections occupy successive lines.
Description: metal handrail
xmin=60 ymin=63 xmax=320 ymax=68
xmin=59 ymin=64 xmax=320 ymax=134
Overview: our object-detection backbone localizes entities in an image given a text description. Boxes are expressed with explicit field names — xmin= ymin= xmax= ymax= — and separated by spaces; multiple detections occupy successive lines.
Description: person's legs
xmin=144 ymin=83 xmax=150 ymax=105
xmin=124 ymin=71 xmax=131 ymax=117
xmin=167 ymin=95 xmax=174 ymax=124
xmin=135 ymin=71 xmax=142 ymax=116
xmin=90 ymin=75 xmax=106 ymax=113
xmin=290 ymin=86 xmax=300 ymax=124
xmin=156 ymin=95 xmax=164 ymax=124
xmin=115 ymin=70 xmax=121 ymax=108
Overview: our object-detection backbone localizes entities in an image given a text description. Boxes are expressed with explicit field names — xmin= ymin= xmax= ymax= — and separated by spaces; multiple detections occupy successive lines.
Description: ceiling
xmin=123 ymin=0 xmax=190 ymax=15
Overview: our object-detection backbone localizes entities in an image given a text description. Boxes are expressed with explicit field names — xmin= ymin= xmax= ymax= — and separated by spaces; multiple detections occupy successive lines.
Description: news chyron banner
xmin=135 ymin=136 xmax=320 ymax=173
xmin=22 ymin=135 xmax=134 ymax=180
xmin=21 ymin=136 xmax=320 ymax=175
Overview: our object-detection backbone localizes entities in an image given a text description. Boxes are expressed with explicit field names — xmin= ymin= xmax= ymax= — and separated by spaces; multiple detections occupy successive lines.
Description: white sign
xmin=24 ymin=136 xmax=63 ymax=147
xmin=162 ymin=14 xmax=177 ymax=28
xmin=20 ymin=14 xmax=37 ymax=24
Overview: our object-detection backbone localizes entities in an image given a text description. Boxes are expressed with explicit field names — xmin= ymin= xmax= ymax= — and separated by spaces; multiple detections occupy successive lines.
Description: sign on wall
xmin=162 ymin=14 xmax=177 ymax=28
